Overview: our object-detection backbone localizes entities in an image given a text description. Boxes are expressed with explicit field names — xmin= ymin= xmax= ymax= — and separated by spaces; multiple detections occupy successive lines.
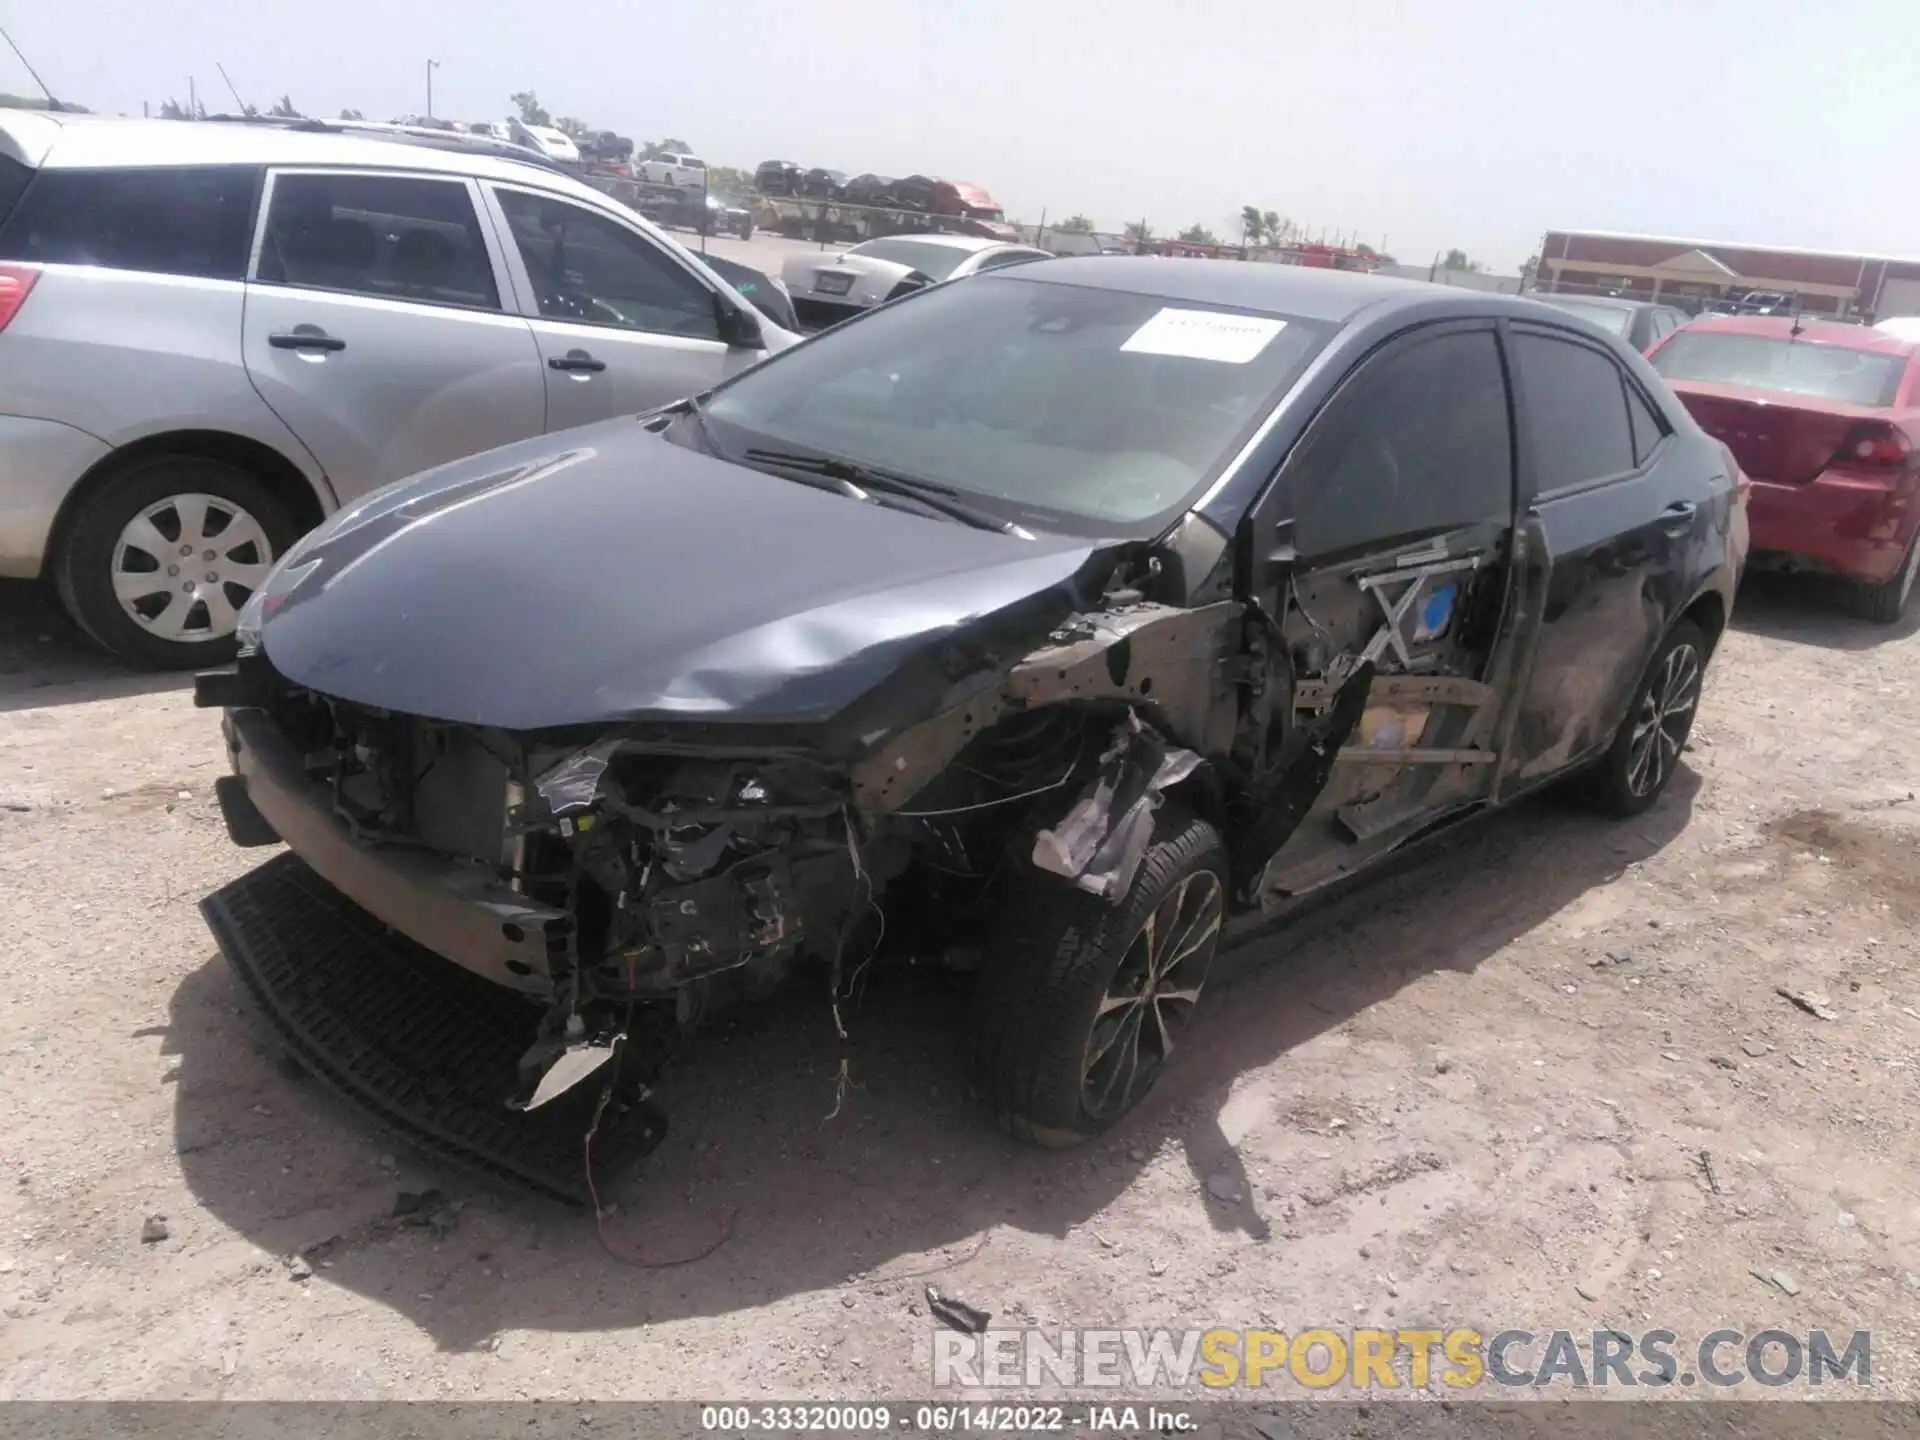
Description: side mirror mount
xmin=714 ymin=291 xmax=765 ymax=350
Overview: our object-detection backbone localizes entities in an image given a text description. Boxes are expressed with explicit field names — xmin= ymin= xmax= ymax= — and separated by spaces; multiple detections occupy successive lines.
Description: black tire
xmin=971 ymin=808 xmax=1228 ymax=1147
xmin=1577 ymin=619 xmax=1707 ymax=818
xmin=1853 ymin=537 xmax=1920 ymax=624
xmin=55 ymin=453 xmax=300 ymax=670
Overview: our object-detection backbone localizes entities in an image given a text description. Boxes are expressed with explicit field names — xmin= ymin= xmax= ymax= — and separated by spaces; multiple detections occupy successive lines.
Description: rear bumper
xmin=792 ymin=296 xmax=867 ymax=331
xmin=217 ymin=706 xmax=567 ymax=998
xmin=0 ymin=415 xmax=111 ymax=579
xmin=1746 ymin=472 xmax=1917 ymax=584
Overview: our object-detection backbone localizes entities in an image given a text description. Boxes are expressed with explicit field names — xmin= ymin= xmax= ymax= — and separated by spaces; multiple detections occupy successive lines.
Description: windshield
xmin=699 ymin=275 xmax=1333 ymax=538
xmin=1651 ymin=331 xmax=1908 ymax=406
xmin=1539 ymin=297 xmax=1634 ymax=338
xmin=845 ymin=238 xmax=979 ymax=280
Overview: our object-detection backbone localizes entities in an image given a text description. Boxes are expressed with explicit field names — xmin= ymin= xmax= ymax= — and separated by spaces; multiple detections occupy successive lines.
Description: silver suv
xmin=0 ymin=112 xmax=797 ymax=667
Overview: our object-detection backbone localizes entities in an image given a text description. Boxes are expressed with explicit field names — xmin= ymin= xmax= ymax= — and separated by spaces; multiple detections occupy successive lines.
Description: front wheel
xmin=54 ymin=454 xmax=298 ymax=670
xmin=971 ymin=809 xmax=1228 ymax=1147
xmin=1854 ymin=536 xmax=1920 ymax=624
xmin=1578 ymin=619 xmax=1707 ymax=817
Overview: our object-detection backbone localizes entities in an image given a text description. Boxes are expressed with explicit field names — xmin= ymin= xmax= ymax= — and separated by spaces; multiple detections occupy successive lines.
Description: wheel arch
xmin=46 ymin=430 xmax=329 ymax=578
xmin=1680 ymin=586 xmax=1728 ymax=658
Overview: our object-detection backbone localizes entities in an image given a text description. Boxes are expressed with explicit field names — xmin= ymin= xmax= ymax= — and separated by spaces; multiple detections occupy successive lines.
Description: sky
xmin=8 ymin=0 xmax=1920 ymax=271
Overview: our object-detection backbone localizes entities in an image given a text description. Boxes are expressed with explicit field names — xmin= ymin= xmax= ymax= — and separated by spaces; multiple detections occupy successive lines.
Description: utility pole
xmin=426 ymin=58 xmax=439 ymax=119
xmin=188 ymin=76 xmax=198 ymax=119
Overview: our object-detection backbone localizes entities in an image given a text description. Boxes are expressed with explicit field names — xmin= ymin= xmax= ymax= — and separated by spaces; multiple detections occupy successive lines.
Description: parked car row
xmin=753 ymin=162 xmax=1019 ymax=240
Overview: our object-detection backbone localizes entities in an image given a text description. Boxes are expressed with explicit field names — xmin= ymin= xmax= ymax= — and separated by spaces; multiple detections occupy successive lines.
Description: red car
xmin=1648 ymin=315 xmax=1920 ymax=621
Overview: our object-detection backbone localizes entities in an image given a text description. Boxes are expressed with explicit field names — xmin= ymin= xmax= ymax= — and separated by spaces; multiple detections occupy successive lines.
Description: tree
xmin=1055 ymin=215 xmax=1096 ymax=234
xmin=339 ymin=108 xmax=365 ymax=120
xmin=1179 ymin=223 xmax=1218 ymax=245
xmin=1263 ymin=210 xmax=1285 ymax=245
xmin=158 ymin=96 xmax=203 ymax=120
xmin=637 ymin=137 xmax=694 ymax=162
xmin=1441 ymin=247 xmax=1482 ymax=273
xmin=1123 ymin=220 xmax=1154 ymax=243
xmin=510 ymin=90 xmax=550 ymax=126
xmin=1240 ymin=205 xmax=1265 ymax=244
xmin=268 ymin=94 xmax=301 ymax=119
xmin=1518 ymin=253 xmax=1541 ymax=291
xmin=553 ymin=115 xmax=591 ymax=139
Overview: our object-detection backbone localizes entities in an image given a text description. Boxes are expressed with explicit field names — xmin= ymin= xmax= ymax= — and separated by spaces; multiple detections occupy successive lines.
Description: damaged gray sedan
xmin=196 ymin=259 xmax=1745 ymax=1182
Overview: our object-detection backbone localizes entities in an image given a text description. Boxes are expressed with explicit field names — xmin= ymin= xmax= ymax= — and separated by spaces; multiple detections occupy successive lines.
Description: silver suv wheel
xmin=110 ymin=492 xmax=276 ymax=643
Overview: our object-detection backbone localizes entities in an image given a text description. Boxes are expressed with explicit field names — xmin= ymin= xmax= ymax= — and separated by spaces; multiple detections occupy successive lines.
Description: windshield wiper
xmin=741 ymin=448 xmax=1030 ymax=536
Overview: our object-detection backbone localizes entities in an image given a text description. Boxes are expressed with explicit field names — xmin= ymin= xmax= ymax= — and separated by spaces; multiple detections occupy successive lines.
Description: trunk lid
xmin=1668 ymin=382 xmax=1868 ymax=486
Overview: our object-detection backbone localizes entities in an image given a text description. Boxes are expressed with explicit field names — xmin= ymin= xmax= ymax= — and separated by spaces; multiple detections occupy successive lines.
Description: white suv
xmin=634 ymin=152 xmax=707 ymax=188
xmin=0 ymin=112 xmax=796 ymax=667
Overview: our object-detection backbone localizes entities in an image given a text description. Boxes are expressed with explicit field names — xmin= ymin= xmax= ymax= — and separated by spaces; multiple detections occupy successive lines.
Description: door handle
xmin=268 ymin=329 xmax=346 ymax=352
xmin=548 ymin=350 xmax=606 ymax=374
xmin=1660 ymin=501 xmax=1698 ymax=530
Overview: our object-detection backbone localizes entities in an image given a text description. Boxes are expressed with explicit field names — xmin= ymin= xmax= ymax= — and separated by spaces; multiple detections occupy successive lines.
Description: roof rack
xmin=201 ymin=111 xmax=564 ymax=172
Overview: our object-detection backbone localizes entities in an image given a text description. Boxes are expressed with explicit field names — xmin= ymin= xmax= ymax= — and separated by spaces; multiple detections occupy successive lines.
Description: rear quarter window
xmin=0 ymin=165 xmax=261 ymax=280
xmin=0 ymin=155 xmax=32 ymax=227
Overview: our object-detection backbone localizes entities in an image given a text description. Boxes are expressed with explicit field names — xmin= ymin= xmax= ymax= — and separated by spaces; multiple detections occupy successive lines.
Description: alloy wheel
xmin=111 ymin=492 xmax=275 ymax=644
xmin=1626 ymin=642 xmax=1701 ymax=799
xmin=1080 ymin=869 xmax=1225 ymax=1121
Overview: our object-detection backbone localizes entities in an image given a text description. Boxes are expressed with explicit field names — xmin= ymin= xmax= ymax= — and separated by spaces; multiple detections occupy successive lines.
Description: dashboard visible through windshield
xmin=695 ymin=275 xmax=1333 ymax=538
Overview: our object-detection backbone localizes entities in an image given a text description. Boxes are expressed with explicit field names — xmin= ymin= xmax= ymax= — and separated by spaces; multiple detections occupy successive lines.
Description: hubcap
xmin=111 ymin=493 xmax=274 ymax=644
xmin=1626 ymin=642 xmax=1701 ymax=799
xmin=1080 ymin=868 xmax=1225 ymax=1122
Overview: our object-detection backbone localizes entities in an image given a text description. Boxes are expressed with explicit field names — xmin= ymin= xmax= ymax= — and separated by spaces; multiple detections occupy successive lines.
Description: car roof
xmin=1536 ymin=293 xmax=1654 ymax=314
xmin=0 ymin=111 xmax=622 ymax=204
xmin=856 ymin=232 xmax=1002 ymax=253
xmin=1678 ymin=313 xmax=1920 ymax=355
xmin=1009 ymin=256 xmax=1553 ymax=324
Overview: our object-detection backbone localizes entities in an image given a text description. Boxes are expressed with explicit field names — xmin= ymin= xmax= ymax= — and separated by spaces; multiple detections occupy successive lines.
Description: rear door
xmin=242 ymin=169 xmax=545 ymax=504
xmin=1498 ymin=324 xmax=1716 ymax=790
xmin=483 ymin=184 xmax=754 ymax=433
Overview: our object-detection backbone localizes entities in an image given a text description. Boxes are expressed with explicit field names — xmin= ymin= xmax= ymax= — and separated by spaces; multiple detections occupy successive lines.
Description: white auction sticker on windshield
xmin=1120 ymin=307 xmax=1287 ymax=363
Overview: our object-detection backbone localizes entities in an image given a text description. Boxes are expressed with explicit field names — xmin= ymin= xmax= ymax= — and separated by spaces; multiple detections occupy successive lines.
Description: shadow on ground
xmin=164 ymin=769 xmax=1698 ymax=1350
xmin=0 ymin=579 xmax=191 ymax=712
xmin=1729 ymin=571 xmax=1920 ymax=651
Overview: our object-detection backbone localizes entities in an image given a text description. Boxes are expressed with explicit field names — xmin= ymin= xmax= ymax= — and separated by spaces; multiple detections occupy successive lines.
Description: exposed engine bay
xmin=210 ymin=532 xmax=1516 ymax=1135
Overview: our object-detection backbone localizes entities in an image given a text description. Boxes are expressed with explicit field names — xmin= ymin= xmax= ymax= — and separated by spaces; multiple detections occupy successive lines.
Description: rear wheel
xmin=971 ymin=809 xmax=1228 ymax=1147
xmin=1578 ymin=619 xmax=1706 ymax=818
xmin=55 ymin=453 xmax=298 ymax=670
xmin=1854 ymin=537 xmax=1920 ymax=624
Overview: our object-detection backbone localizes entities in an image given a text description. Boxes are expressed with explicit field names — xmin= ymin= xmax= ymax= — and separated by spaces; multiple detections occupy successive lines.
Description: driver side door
xmin=1240 ymin=319 xmax=1524 ymax=904
xmin=482 ymin=184 xmax=752 ymax=433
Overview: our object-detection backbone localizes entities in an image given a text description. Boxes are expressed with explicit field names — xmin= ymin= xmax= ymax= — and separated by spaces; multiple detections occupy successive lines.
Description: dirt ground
xmin=0 ymin=570 xmax=1916 ymax=1404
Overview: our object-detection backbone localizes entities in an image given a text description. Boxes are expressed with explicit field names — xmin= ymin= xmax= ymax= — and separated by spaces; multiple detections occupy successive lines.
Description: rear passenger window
xmin=1514 ymin=332 xmax=1637 ymax=493
xmin=1288 ymin=328 xmax=1513 ymax=556
xmin=0 ymin=165 xmax=259 ymax=280
xmin=494 ymin=188 xmax=720 ymax=341
xmin=1627 ymin=383 xmax=1667 ymax=465
xmin=256 ymin=172 xmax=500 ymax=310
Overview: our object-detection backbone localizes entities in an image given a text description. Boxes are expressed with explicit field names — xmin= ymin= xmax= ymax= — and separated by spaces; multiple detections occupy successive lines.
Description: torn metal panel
xmin=848 ymin=600 xmax=1240 ymax=814
xmin=1007 ymin=601 xmax=1241 ymax=757
xmin=1032 ymin=712 xmax=1202 ymax=903
xmin=1231 ymin=661 xmax=1374 ymax=903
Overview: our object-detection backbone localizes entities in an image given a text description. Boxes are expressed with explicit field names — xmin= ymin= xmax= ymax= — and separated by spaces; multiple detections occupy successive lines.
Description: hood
xmin=255 ymin=419 xmax=1103 ymax=732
